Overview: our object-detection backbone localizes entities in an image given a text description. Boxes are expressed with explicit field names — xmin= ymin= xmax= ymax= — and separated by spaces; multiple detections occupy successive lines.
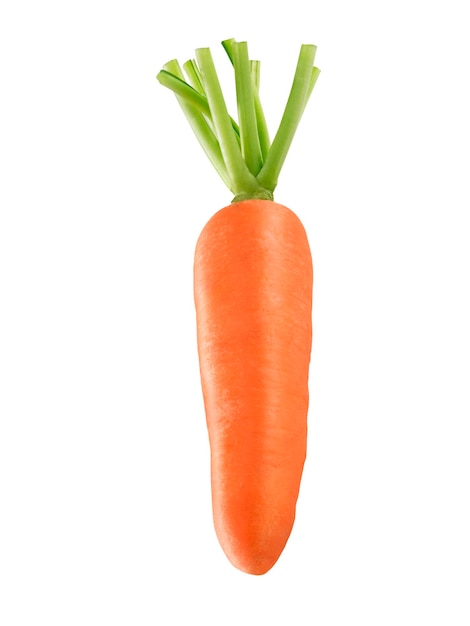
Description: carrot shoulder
xmin=157 ymin=40 xmax=320 ymax=575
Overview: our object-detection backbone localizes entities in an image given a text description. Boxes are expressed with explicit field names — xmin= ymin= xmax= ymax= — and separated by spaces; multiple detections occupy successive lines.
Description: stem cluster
xmin=157 ymin=39 xmax=320 ymax=202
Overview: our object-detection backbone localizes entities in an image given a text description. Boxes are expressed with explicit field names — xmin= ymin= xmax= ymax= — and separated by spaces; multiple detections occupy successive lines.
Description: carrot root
xmin=194 ymin=199 xmax=313 ymax=575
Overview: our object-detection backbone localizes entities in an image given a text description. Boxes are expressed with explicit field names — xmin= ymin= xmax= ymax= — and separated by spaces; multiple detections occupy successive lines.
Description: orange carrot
xmin=158 ymin=39 xmax=320 ymax=574
xmin=194 ymin=199 xmax=312 ymax=574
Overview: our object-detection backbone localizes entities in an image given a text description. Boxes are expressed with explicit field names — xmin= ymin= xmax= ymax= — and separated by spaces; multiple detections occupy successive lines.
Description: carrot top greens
xmin=157 ymin=39 xmax=320 ymax=202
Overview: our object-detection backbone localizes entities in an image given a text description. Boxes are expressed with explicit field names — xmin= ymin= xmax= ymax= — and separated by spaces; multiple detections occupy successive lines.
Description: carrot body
xmin=194 ymin=199 xmax=313 ymax=575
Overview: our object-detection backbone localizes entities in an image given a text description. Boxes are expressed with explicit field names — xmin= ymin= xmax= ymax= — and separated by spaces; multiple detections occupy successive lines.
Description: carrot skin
xmin=194 ymin=199 xmax=313 ymax=575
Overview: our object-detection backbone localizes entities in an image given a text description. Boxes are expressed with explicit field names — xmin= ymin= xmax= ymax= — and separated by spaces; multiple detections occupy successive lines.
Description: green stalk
xmin=232 ymin=41 xmax=263 ymax=176
xmin=159 ymin=61 xmax=231 ymax=189
xmin=221 ymin=38 xmax=236 ymax=63
xmin=257 ymin=44 xmax=317 ymax=191
xmin=251 ymin=59 xmax=260 ymax=90
xmin=183 ymin=59 xmax=205 ymax=94
xmin=303 ymin=66 xmax=321 ymax=114
xmin=157 ymin=68 xmax=212 ymax=118
xmin=250 ymin=60 xmax=270 ymax=162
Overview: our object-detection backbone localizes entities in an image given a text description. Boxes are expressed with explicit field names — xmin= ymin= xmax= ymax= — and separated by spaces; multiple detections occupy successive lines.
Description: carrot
xmin=157 ymin=39 xmax=320 ymax=575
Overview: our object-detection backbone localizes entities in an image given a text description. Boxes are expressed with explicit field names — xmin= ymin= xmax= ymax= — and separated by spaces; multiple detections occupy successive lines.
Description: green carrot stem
xmin=221 ymin=38 xmax=235 ymax=63
xmin=183 ymin=59 xmax=205 ymax=94
xmin=159 ymin=60 xmax=231 ymax=189
xmin=158 ymin=68 xmax=211 ymax=117
xmin=303 ymin=66 xmax=321 ymax=113
xmin=256 ymin=44 xmax=317 ymax=191
xmin=250 ymin=60 xmax=270 ymax=162
xmin=232 ymin=41 xmax=263 ymax=176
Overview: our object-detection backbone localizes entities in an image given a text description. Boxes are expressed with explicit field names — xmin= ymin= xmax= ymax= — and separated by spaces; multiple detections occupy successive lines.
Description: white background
xmin=1 ymin=0 xmax=469 ymax=624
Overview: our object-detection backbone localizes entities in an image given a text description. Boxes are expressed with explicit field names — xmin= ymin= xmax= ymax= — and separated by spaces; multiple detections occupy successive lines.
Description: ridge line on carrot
xmin=157 ymin=39 xmax=320 ymax=575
